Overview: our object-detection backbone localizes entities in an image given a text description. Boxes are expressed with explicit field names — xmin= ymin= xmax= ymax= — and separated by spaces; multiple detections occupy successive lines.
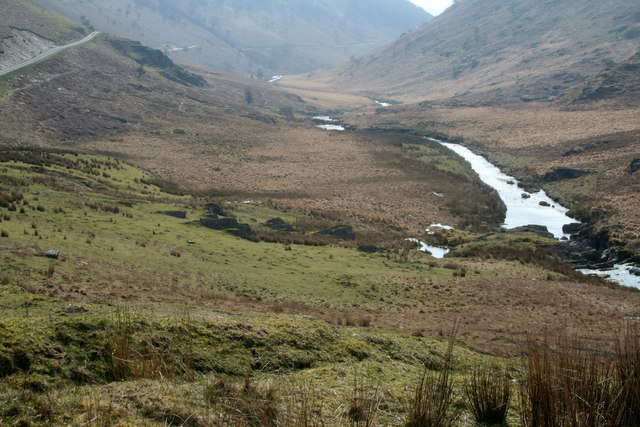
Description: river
xmin=429 ymin=138 xmax=640 ymax=289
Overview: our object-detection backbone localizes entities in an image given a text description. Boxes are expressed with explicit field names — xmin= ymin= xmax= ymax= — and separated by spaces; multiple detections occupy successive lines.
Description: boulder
xmin=315 ymin=224 xmax=356 ymax=240
xmin=628 ymin=158 xmax=640 ymax=174
xmin=205 ymin=203 xmax=224 ymax=217
xmin=200 ymin=217 xmax=253 ymax=239
xmin=43 ymin=250 xmax=60 ymax=259
xmin=521 ymin=193 xmax=531 ymax=199
xmin=200 ymin=217 xmax=239 ymax=230
xmin=264 ymin=217 xmax=296 ymax=232
xmin=629 ymin=268 xmax=640 ymax=277
xmin=156 ymin=210 xmax=187 ymax=219
xmin=543 ymin=167 xmax=589 ymax=182
xmin=539 ymin=201 xmax=551 ymax=207
xmin=229 ymin=223 xmax=253 ymax=239
xmin=562 ymin=223 xmax=583 ymax=235
xmin=507 ymin=225 xmax=554 ymax=239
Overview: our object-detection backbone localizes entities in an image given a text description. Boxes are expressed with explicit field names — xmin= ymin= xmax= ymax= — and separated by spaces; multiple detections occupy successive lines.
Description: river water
xmin=428 ymin=138 xmax=640 ymax=289
xmin=429 ymin=138 xmax=573 ymax=239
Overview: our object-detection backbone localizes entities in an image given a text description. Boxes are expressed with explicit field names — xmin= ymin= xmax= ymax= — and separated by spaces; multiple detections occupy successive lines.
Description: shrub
xmin=1 ymin=230 xmax=8 ymax=237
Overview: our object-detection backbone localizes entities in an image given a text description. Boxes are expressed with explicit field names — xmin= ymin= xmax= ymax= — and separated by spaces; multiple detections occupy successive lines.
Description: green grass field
xmin=1 ymin=147 xmax=627 ymax=425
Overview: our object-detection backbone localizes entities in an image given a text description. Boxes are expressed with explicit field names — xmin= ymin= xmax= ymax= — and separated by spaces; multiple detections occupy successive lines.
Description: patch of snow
xmin=375 ymin=101 xmax=391 ymax=107
xmin=432 ymin=192 xmax=445 ymax=198
xmin=407 ymin=238 xmax=450 ymax=259
xmin=317 ymin=124 xmax=345 ymax=131
xmin=268 ymin=75 xmax=283 ymax=83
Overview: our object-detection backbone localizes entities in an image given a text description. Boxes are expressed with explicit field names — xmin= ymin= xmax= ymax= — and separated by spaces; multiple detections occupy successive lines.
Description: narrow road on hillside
xmin=0 ymin=31 xmax=100 ymax=77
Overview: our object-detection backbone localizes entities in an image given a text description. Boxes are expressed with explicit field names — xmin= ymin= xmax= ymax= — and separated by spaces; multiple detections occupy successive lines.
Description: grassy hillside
xmin=2 ymin=3 xmax=640 ymax=424
xmin=298 ymin=0 xmax=640 ymax=103
xmin=33 ymin=0 xmax=431 ymax=75
xmin=0 ymin=146 xmax=638 ymax=425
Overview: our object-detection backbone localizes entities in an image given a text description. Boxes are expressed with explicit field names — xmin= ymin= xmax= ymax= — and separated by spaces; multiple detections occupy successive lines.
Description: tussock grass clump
xmin=106 ymin=307 xmax=192 ymax=382
xmin=465 ymin=364 xmax=511 ymax=425
xmin=204 ymin=376 xmax=279 ymax=426
xmin=520 ymin=326 xmax=640 ymax=427
xmin=346 ymin=372 xmax=380 ymax=427
xmin=405 ymin=339 xmax=458 ymax=427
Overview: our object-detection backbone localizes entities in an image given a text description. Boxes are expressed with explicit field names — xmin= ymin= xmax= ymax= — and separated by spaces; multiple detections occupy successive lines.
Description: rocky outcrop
xmin=549 ymin=224 xmax=640 ymax=269
xmin=156 ymin=210 xmax=187 ymax=219
xmin=543 ymin=167 xmax=589 ymax=182
xmin=199 ymin=217 xmax=253 ymax=239
xmin=0 ymin=29 xmax=55 ymax=72
xmin=562 ymin=222 xmax=583 ymax=235
xmin=264 ymin=217 xmax=296 ymax=232
xmin=315 ymin=224 xmax=356 ymax=240
xmin=205 ymin=203 xmax=224 ymax=217
xmin=628 ymin=158 xmax=640 ymax=174
xmin=200 ymin=217 xmax=241 ymax=230
xmin=507 ymin=225 xmax=555 ymax=239
xmin=42 ymin=250 xmax=60 ymax=259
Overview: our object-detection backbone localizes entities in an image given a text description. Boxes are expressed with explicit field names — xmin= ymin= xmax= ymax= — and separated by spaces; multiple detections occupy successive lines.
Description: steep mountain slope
xmin=33 ymin=0 xmax=431 ymax=75
xmin=0 ymin=0 xmax=87 ymax=43
xmin=301 ymin=0 xmax=640 ymax=103
xmin=563 ymin=50 xmax=640 ymax=107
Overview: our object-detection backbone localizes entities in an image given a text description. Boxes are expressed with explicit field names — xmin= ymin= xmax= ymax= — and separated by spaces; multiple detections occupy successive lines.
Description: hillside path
xmin=0 ymin=31 xmax=100 ymax=77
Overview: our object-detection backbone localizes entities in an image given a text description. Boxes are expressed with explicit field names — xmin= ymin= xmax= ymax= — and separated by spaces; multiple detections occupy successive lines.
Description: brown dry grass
xmin=34 ymin=261 xmax=640 ymax=358
xmin=80 ymin=125 xmax=482 ymax=236
xmin=344 ymin=102 xmax=640 ymax=245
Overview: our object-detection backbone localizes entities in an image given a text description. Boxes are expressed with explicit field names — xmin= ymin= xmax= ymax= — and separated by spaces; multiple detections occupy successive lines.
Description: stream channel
xmin=427 ymin=138 xmax=640 ymax=289
xmin=313 ymin=120 xmax=638 ymax=288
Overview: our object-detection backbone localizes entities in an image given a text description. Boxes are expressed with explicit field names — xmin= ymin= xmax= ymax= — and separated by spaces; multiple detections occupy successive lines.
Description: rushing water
xmin=578 ymin=265 xmax=640 ymax=289
xmin=313 ymin=116 xmax=345 ymax=131
xmin=429 ymin=138 xmax=574 ymax=239
xmin=316 ymin=124 xmax=345 ymax=131
xmin=429 ymin=138 xmax=640 ymax=289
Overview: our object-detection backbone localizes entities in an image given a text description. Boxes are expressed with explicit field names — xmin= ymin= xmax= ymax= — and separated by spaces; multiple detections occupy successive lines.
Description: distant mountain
xmin=307 ymin=0 xmax=640 ymax=103
xmin=32 ymin=0 xmax=431 ymax=76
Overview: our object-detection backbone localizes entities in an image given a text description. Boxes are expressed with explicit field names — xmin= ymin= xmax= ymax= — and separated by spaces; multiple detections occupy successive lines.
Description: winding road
xmin=0 ymin=31 xmax=100 ymax=77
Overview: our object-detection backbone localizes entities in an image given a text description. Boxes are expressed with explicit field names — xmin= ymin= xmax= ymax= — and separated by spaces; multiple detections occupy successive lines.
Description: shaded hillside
xmin=305 ymin=0 xmax=640 ymax=103
xmin=33 ymin=0 xmax=431 ymax=75
xmin=563 ymin=51 xmax=640 ymax=107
